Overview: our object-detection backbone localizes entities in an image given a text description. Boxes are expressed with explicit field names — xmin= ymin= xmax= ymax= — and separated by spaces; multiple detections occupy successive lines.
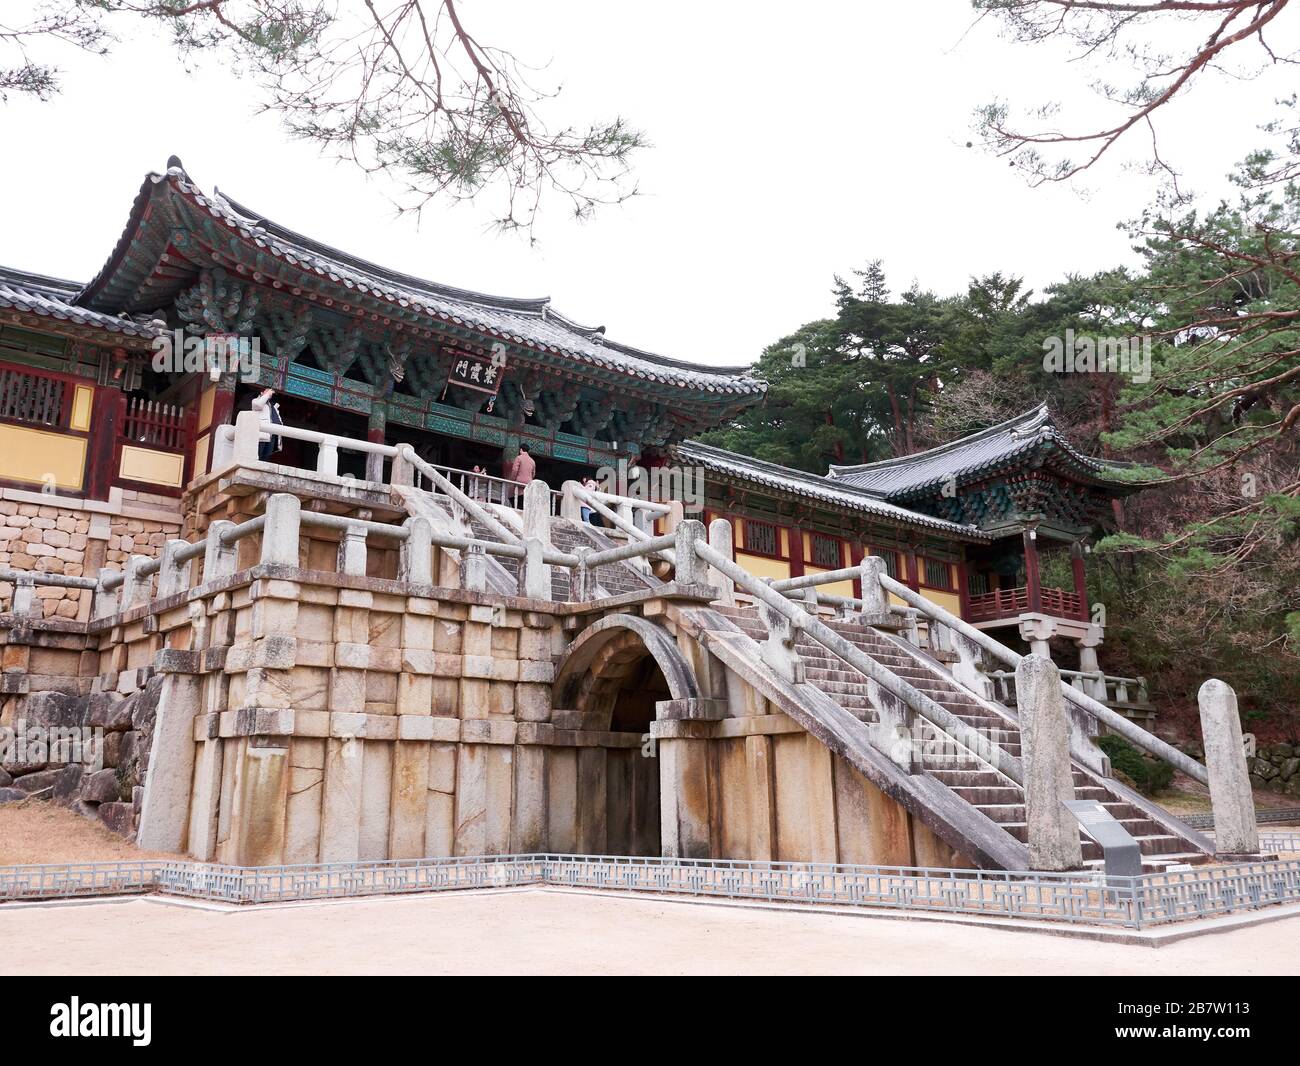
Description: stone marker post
xmin=857 ymin=555 xmax=891 ymax=626
xmin=1198 ymin=678 xmax=1259 ymax=857
xmin=674 ymin=519 xmax=705 ymax=587
xmin=706 ymin=518 xmax=735 ymax=606
xmin=1016 ymin=654 xmax=1084 ymax=871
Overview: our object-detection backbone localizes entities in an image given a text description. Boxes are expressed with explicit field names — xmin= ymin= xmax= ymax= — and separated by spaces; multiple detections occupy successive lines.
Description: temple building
xmin=0 ymin=159 xmax=1144 ymax=715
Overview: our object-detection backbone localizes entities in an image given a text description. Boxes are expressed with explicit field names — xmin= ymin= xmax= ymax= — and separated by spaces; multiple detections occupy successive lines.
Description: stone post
xmin=857 ymin=555 xmax=891 ymax=625
xmin=210 ymin=424 xmax=235 ymax=469
xmin=399 ymin=516 xmax=433 ymax=585
xmin=390 ymin=444 xmax=415 ymax=488
xmin=1198 ymin=678 xmax=1259 ymax=857
xmin=316 ymin=439 xmax=339 ymax=477
xmin=759 ymin=593 xmax=804 ymax=684
xmin=460 ymin=543 xmax=487 ymax=593
xmin=706 ymin=518 xmax=735 ymax=606
xmin=156 ymin=539 xmax=194 ymax=599
xmin=570 ymin=546 xmax=596 ymax=602
xmin=122 ymin=554 xmax=153 ymax=609
xmin=92 ymin=567 xmax=120 ymax=621
xmin=204 ymin=519 xmax=239 ymax=582
xmin=1078 ymin=633 xmax=1107 ymax=702
xmin=560 ymin=480 xmax=584 ymax=523
xmin=11 ymin=574 xmax=39 ymax=619
xmin=1016 ymin=654 xmax=1083 ymax=871
xmin=336 ymin=523 xmax=368 ymax=577
xmin=1019 ymin=617 xmax=1055 ymax=660
xmin=663 ymin=500 xmax=685 ymax=536
xmin=521 ymin=480 xmax=552 ymax=596
xmin=519 ymin=537 xmax=550 ymax=600
xmin=260 ymin=493 xmax=302 ymax=567
xmin=233 ymin=409 xmax=261 ymax=464
xmin=674 ymin=519 xmax=705 ymax=587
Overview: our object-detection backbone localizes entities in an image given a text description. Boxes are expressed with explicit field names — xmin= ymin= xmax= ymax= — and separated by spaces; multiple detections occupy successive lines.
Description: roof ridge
xmin=826 ymin=403 xmax=1052 ymax=478
xmin=681 ymin=439 xmax=887 ymax=497
xmin=215 ymin=189 xmax=557 ymax=316
xmin=0 ymin=264 xmax=85 ymax=299
xmin=677 ymin=438 xmax=987 ymax=538
xmin=209 ymin=186 xmax=759 ymax=380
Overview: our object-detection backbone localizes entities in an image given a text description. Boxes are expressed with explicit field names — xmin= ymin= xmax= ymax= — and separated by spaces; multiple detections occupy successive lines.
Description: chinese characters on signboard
xmin=445 ymin=348 xmax=506 ymax=395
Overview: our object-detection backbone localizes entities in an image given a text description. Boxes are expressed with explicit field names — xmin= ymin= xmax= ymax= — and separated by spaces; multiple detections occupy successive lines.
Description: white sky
xmin=0 ymin=1 xmax=1292 ymax=367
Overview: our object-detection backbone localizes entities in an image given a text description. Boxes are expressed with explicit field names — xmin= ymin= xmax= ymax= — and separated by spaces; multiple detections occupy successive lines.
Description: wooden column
xmin=956 ymin=556 xmax=972 ymax=620
xmin=849 ymin=539 xmax=865 ymax=599
xmin=786 ymin=524 xmax=804 ymax=578
xmin=1023 ymin=528 xmax=1042 ymax=614
xmin=85 ymin=388 xmax=125 ymax=501
xmin=366 ymin=400 xmax=388 ymax=482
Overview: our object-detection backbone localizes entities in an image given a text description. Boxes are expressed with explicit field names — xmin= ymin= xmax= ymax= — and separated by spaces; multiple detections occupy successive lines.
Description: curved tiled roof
xmin=677 ymin=439 xmax=990 ymax=540
xmin=0 ymin=265 xmax=161 ymax=342
xmin=79 ymin=166 xmax=764 ymax=402
xmin=826 ymin=404 xmax=1124 ymax=500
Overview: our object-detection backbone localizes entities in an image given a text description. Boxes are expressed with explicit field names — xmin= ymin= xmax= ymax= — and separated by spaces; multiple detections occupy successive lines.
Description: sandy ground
xmin=3 ymin=888 xmax=1299 ymax=975
xmin=0 ymin=800 xmax=178 ymax=865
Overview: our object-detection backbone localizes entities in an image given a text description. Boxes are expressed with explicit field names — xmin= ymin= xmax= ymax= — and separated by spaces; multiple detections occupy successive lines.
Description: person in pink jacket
xmin=507 ymin=444 xmax=537 ymax=506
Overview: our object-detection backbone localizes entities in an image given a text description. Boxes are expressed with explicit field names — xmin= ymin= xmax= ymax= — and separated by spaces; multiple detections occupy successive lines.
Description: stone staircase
xmin=712 ymin=604 xmax=1210 ymax=872
xmin=391 ymin=488 xmax=1208 ymax=871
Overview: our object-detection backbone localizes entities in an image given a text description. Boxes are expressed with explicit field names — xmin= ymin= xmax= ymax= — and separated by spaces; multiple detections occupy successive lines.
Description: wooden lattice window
xmin=0 ymin=365 xmax=65 ymax=426
xmin=968 ymin=570 xmax=990 ymax=596
xmin=811 ymin=534 xmax=841 ymax=570
xmin=871 ymin=548 xmax=900 ymax=579
xmin=923 ymin=558 xmax=953 ymax=590
xmin=743 ymin=519 xmax=778 ymax=556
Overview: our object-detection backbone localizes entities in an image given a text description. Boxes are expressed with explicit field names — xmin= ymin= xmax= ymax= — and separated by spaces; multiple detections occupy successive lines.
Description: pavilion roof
xmin=677 ymin=439 xmax=991 ymax=540
xmin=825 ymin=404 xmax=1137 ymax=501
xmin=76 ymin=163 xmax=765 ymax=409
xmin=0 ymin=264 xmax=161 ymax=344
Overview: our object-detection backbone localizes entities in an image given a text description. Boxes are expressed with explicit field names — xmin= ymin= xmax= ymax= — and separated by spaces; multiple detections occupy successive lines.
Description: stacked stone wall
xmin=0 ymin=487 xmax=183 ymax=620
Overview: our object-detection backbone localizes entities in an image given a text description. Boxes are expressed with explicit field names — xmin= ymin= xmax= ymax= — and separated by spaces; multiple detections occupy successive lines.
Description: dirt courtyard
xmin=3 ymin=888 xmax=1298 ymax=976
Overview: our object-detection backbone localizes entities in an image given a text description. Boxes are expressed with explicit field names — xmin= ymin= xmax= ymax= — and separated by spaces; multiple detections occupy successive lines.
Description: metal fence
xmin=3 ymin=853 xmax=1300 ymax=929
xmin=1187 ymin=807 xmax=1300 ymax=830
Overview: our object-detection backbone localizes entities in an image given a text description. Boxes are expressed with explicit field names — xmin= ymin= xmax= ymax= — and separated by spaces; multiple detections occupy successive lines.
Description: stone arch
xmin=553 ymin=615 xmax=700 ymax=731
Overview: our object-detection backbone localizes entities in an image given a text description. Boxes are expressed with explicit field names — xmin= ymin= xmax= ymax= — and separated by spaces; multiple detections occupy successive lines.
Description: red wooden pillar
xmin=905 ymin=548 xmax=920 ymax=592
xmin=210 ymin=377 xmax=237 ymax=433
xmin=787 ymin=524 xmax=805 ymax=578
xmin=366 ymin=400 xmax=388 ymax=482
xmin=1023 ymin=528 xmax=1042 ymax=614
xmin=956 ymin=556 xmax=972 ymax=620
xmin=1070 ymin=540 xmax=1090 ymax=621
xmin=86 ymin=388 xmax=126 ymax=501
xmin=849 ymin=538 xmax=865 ymax=599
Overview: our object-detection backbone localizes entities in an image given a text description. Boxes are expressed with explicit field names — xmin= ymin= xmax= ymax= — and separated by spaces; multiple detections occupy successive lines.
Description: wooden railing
xmin=967 ymin=585 xmax=1084 ymax=622
xmin=121 ymin=397 xmax=187 ymax=451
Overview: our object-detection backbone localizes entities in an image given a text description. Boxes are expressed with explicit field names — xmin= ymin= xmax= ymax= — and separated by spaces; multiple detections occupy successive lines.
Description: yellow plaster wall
xmin=0 ymin=424 xmax=86 ymax=490
xmin=119 ymin=445 xmax=185 ymax=488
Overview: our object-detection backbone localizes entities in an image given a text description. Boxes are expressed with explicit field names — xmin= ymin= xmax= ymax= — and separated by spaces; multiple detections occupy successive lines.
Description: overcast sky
xmin=0 ymin=1 xmax=1291 ymax=367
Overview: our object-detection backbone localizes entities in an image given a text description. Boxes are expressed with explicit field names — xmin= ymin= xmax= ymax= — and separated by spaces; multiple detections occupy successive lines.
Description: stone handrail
xmin=395 ymin=444 xmax=523 ymax=548
xmin=689 ymin=533 xmax=1025 ymax=785
xmin=875 ymin=573 xmax=1208 ymax=785
xmin=565 ymin=482 xmax=676 ymax=565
